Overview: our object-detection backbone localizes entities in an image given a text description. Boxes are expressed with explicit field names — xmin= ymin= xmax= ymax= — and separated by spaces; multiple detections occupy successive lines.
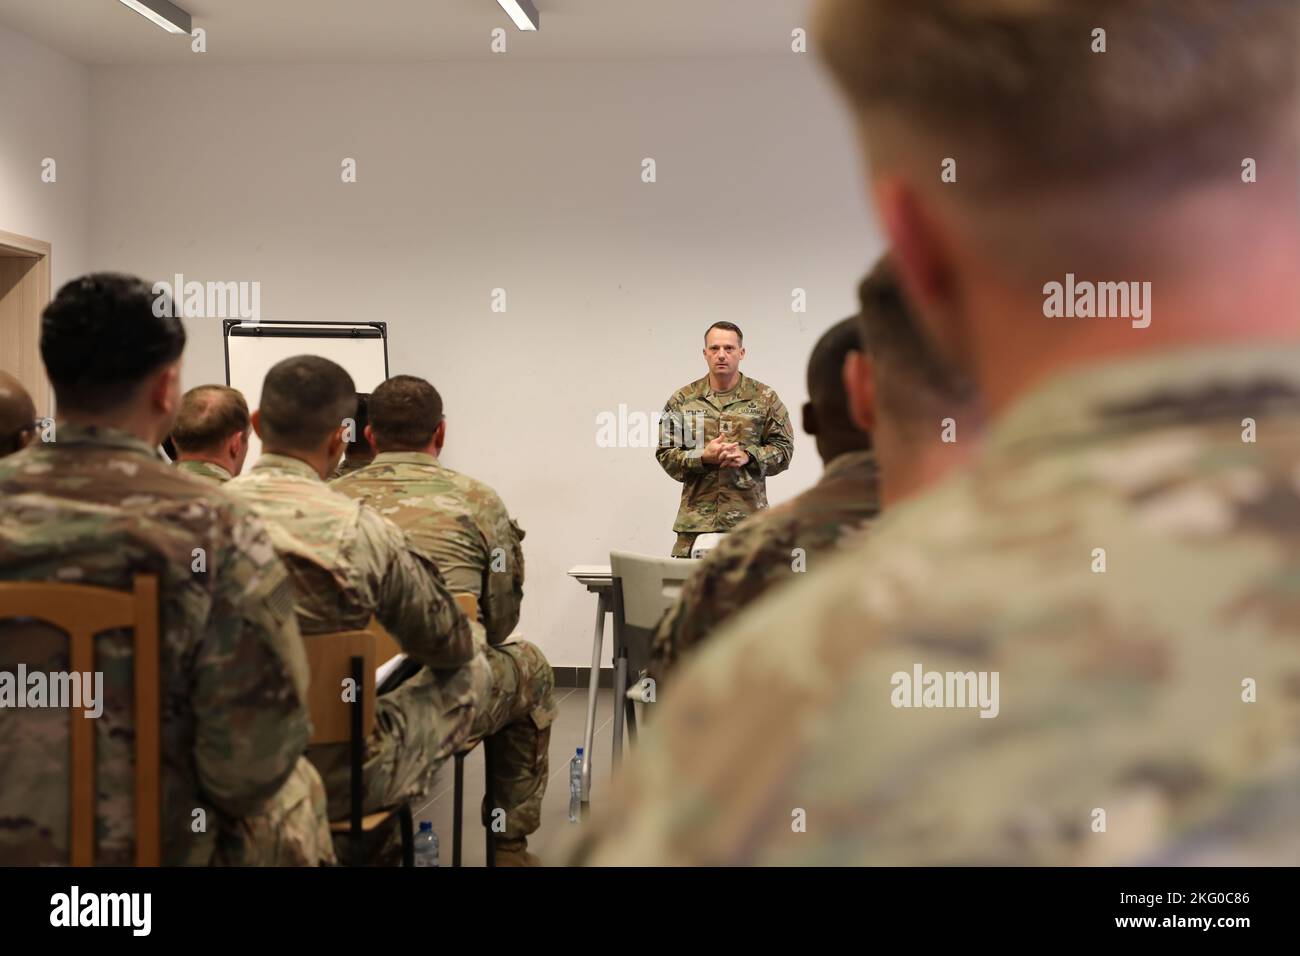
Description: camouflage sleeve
xmin=192 ymin=513 xmax=312 ymax=819
xmin=481 ymin=504 xmax=525 ymax=646
xmin=360 ymin=509 xmax=474 ymax=669
xmin=655 ymin=395 xmax=707 ymax=482
xmin=744 ymin=392 xmax=793 ymax=478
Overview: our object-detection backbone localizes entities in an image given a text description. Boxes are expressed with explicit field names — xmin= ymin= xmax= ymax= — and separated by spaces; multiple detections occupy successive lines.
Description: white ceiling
xmin=0 ymin=0 xmax=815 ymax=64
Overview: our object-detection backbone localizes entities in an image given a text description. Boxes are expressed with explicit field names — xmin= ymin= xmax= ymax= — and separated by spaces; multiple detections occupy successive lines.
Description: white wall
xmin=0 ymin=23 xmax=90 ymax=320
xmin=88 ymin=58 xmax=886 ymax=666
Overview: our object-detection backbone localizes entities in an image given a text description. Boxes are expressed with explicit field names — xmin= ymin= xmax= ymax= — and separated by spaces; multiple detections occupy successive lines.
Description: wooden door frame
xmin=0 ymin=228 xmax=53 ymax=419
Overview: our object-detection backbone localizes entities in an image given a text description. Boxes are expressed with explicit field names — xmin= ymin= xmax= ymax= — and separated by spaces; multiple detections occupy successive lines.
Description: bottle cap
xmin=419 ymin=821 xmax=433 ymax=832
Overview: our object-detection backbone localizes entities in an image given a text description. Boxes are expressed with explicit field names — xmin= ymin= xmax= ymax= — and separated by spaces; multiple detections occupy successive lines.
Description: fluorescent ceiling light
xmin=495 ymin=0 xmax=540 ymax=31
xmin=117 ymin=0 xmax=192 ymax=35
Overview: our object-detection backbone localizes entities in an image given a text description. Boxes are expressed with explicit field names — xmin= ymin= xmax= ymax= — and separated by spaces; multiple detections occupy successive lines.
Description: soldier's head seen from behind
xmin=40 ymin=273 xmax=186 ymax=445
xmin=801 ymin=317 xmax=870 ymax=467
xmin=366 ymin=375 xmax=446 ymax=457
xmin=847 ymin=256 xmax=978 ymax=507
xmin=816 ymin=0 xmax=1300 ymax=409
xmin=172 ymin=385 xmax=252 ymax=476
xmin=252 ymin=355 xmax=356 ymax=479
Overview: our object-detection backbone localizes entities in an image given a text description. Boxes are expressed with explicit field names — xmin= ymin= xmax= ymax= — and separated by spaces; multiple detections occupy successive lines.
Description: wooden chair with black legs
xmin=447 ymin=591 xmax=497 ymax=868
xmin=0 ymin=575 xmax=162 ymax=866
xmin=304 ymin=626 xmax=415 ymax=866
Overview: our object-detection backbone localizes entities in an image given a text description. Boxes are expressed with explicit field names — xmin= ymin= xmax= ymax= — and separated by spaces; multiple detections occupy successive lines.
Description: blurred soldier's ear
xmin=801 ymin=401 xmax=819 ymax=437
xmin=433 ymin=419 xmax=447 ymax=455
xmin=229 ymin=428 xmax=249 ymax=471
xmin=363 ymin=424 xmax=377 ymax=453
xmin=873 ymin=178 xmax=970 ymax=377
xmin=843 ymin=350 xmax=876 ymax=435
xmin=250 ymin=408 xmax=266 ymax=439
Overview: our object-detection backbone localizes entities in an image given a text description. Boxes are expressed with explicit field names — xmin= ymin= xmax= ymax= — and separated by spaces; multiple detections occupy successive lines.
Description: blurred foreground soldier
xmin=226 ymin=357 xmax=476 ymax=861
xmin=171 ymin=384 xmax=250 ymax=484
xmin=649 ymin=316 xmax=880 ymax=683
xmin=329 ymin=393 xmax=374 ymax=480
xmin=333 ymin=374 xmax=555 ymax=865
xmin=0 ymin=370 xmax=37 ymax=458
xmin=0 ymin=273 xmax=332 ymax=865
xmin=656 ymin=322 xmax=794 ymax=557
xmin=576 ymin=0 xmax=1300 ymax=865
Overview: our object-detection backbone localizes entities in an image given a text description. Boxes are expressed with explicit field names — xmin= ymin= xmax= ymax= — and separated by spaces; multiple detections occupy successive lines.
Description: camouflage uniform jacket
xmin=576 ymin=343 xmax=1300 ymax=866
xmin=174 ymin=458 xmax=233 ymax=484
xmin=656 ymin=373 xmax=794 ymax=532
xmin=0 ymin=425 xmax=310 ymax=865
xmin=224 ymin=453 xmax=472 ymax=668
xmin=650 ymin=449 xmax=879 ymax=682
xmin=329 ymin=456 xmax=373 ymax=482
xmin=332 ymin=451 xmax=525 ymax=646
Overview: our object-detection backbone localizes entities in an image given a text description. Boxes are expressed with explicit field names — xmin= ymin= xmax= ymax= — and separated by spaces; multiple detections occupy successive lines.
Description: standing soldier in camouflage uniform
xmin=575 ymin=0 xmax=1300 ymax=865
xmin=656 ymin=322 xmax=794 ymax=557
xmin=328 ymin=393 xmax=375 ymax=481
xmin=0 ymin=369 xmax=37 ymax=459
xmin=332 ymin=374 xmax=555 ymax=866
xmin=0 ymin=273 xmax=333 ymax=866
xmin=225 ymin=357 xmax=479 ymax=861
xmin=650 ymin=316 xmax=880 ymax=682
xmin=170 ymin=384 xmax=251 ymax=484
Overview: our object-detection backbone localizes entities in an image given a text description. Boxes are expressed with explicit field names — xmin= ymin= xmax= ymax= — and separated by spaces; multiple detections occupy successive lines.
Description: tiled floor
xmin=415 ymin=686 xmax=631 ymax=866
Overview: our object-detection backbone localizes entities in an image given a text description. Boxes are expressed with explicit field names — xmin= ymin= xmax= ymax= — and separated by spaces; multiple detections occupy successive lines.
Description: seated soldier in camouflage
xmin=225 ymin=357 xmax=482 ymax=861
xmin=332 ymin=375 xmax=555 ymax=867
xmin=170 ymin=384 xmax=251 ymax=484
xmin=0 ymin=273 xmax=333 ymax=866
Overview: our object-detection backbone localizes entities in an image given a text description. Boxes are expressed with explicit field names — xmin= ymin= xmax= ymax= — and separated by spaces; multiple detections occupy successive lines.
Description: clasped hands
xmin=702 ymin=434 xmax=750 ymax=469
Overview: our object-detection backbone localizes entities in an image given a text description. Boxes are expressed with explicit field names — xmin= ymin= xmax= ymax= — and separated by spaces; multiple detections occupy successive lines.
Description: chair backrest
xmin=609 ymin=551 xmax=700 ymax=676
xmin=0 ymin=575 xmax=161 ymax=867
xmin=303 ymin=628 xmax=378 ymax=745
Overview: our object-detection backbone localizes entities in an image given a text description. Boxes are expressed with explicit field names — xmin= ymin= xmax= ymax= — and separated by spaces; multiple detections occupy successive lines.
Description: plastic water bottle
xmin=568 ymin=747 xmax=584 ymax=822
xmin=413 ymin=821 xmax=439 ymax=867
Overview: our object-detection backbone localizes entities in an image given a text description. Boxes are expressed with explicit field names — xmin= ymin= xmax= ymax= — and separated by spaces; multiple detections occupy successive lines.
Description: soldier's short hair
xmin=368 ymin=375 xmax=444 ymax=451
xmin=172 ymin=385 xmax=250 ymax=454
xmin=704 ymin=322 xmax=743 ymax=346
xmin=257 ymin=356 xmax=356 ymax=452
xmin=815 ymin=0 xmax=1298 ymax=194
xmin=857 ymin=257 xmax=973 ymax=424
xmin=41 ymin=273 xmax=186 ymax=413
xmin=806 ymin=317 xmax=864 ymax=440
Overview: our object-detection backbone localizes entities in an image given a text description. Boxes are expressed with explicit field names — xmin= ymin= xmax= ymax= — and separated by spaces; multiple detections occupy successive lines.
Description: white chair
xmin=689 ymin=532 xmax=729 ymax=559
xmin=608 ymin=550 xmax=701 ymax=764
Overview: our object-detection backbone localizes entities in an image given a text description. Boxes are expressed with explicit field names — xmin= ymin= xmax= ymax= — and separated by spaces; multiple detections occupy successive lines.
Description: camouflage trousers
xmin=671 ymin=533 xmax=699 ymax=558
xmin=215 ymin=756 xmax=337 ymax=866
xmin=311 ymin=639 xmax=556 ymax=841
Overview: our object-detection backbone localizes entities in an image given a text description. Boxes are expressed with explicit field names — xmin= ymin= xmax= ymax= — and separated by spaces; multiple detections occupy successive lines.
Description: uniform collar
xmin=702 ymin=372 xmax=754 ymax=409
xmin=179 ymin=458 xmax=233 ymax=480
xmin=987 ymin=342 xmax=1300 ymax=457
xmin=371 ymin=450 xmax=441 ymax=468
xmin=250 ymin=452 xmax=324 ymax=481
xmin=820 ymin=448 xmax=878 ymax=483
xmin=48 ymin=423 xmax=160 ymax=459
